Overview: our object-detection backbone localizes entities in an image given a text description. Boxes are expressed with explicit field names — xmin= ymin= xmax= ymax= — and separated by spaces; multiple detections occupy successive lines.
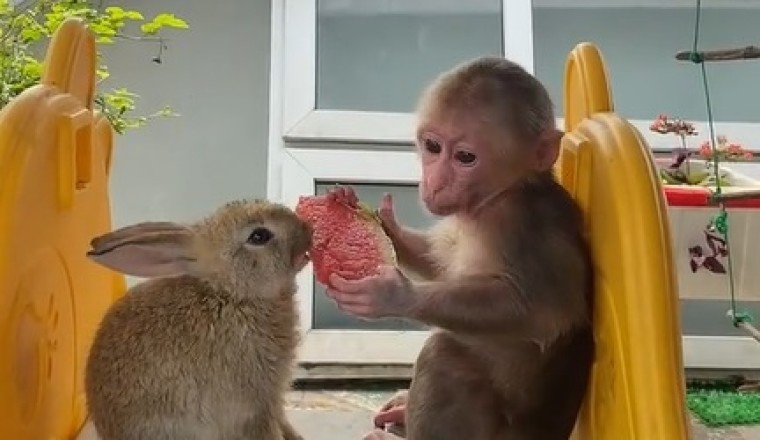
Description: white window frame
xmin=281 ymin=148 xmax=428 ymax=364
xmin=268 ymin=0 xmax=534 ymax=365
xmin=278 ymin=0 xmax=534 ymax=145
xmin=268 ymin=0 xmax=760 ymax=368
xmin=271 ymin=0 xmax=760 ymax=152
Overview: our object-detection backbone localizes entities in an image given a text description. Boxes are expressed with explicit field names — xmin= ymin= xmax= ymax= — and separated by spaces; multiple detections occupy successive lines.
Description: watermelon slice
xmin=295 ymin=194 xmax=397 ymax=288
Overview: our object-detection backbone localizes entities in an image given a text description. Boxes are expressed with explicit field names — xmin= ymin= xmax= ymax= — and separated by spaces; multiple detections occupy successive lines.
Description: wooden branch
xmin=708 ymin=189 xmax=760 ymax=204
xmin=738 ymin=381 xmax=760 ymax=393
xmin=737 ymin=321 xmax=760 ymax=344
xmin=676 ymin=46 xmax=760 ymax=62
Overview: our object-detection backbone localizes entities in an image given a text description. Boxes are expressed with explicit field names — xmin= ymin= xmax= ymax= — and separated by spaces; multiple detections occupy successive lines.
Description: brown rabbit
xmin=83 ymin=199 xmax=311 ymax=440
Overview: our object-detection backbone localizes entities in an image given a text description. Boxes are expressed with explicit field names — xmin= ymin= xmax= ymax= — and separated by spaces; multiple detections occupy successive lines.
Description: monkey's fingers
xmin=380 ymin=193 xmax=394 ymax=210
xmin=378 ymin=193 xmax=398 ymax=228
xmin=326 ymin=289 xmax=369 ymax=308
xmin=346 ymin=186 xmax=360 ymax=205
xmin=373 ymin=406 xmax=406 ymax=428
xmin=326 ymin=185 xmax=359 ymax=207
xmin=326 ymin=289 xmax=377 ymax=318
xmin=329 ymin=273 xmax=375 ymax=293
xmin=379 ymin=391 xmax=408 ymax=411
xmin=325 ymin=287 xmax=365 ymax=304
xmin=336 ymin=185 xmax=359 ymax=205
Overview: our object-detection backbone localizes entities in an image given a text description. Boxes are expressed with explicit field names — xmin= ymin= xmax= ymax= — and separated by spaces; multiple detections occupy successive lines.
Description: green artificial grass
xmin=686 ymin=378 xmax=760 ymax=427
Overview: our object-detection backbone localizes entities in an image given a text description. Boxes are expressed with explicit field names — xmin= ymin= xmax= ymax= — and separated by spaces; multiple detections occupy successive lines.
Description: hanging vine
xmin=677 ymin=0 xmax=760 ymax=341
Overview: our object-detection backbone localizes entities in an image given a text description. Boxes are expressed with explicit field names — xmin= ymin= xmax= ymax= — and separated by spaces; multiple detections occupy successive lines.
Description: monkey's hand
xmin=326 ymin=185 xmax=359 ymax=207
xmin=373 ymin=390 xmax=408 ymax=428
xmin=326 ymin=265 xmax=418 ymax=319
xmin=376 ymin=193 xmax=440 ymax=280
xmin=377 ymin=193 xmax=401 ymax=236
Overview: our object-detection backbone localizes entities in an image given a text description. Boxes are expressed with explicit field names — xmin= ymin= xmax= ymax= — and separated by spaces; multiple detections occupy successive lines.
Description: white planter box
xmin=657 ymin=158 xmax=760 ymax=303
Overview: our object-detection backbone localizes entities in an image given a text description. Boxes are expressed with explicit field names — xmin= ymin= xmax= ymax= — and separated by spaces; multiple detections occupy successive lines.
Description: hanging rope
xmin=685 ymin=0 xmax=752 ymax=329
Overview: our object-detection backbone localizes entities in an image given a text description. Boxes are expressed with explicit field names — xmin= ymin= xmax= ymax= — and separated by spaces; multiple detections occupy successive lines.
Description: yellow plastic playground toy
xmin=561 ymin=43 xmax=690 ymax=440
xmin=0 ymin=19 xmax=691 ymax=440
xmin=0 ymin=18 xmax=125 ymax=440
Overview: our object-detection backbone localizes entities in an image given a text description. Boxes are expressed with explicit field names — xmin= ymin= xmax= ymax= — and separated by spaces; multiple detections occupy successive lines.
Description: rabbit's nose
xmin=293 ymin=252 xmax=310 ymax=271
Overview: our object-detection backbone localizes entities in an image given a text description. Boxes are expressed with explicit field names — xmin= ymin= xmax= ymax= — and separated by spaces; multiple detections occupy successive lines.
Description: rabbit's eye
xmin=247 ymin=227 xmax=273 ymax=245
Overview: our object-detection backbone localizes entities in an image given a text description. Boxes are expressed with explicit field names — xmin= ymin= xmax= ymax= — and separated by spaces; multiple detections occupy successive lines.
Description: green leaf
xmin=0 ymin=1 xmax=12 ymax=16
xmin=105 ymin=6 xmax=125 ymax=18
xmin=20 ymin=27 xmax=43 ymax=41
xmin=156 ymin=106 xmax=178 ymax=117
xmin=124 ymin=10 xmax=144 ymax=20
xmin=152 ymin=13 xmax=188 ymax=29
xmin=96 ymin=68 xmax=110 ymax=81
xmin=89 ymin=23 xmax=117 ymax=36
xmin=110 ymin=88 xmax=140 ymax=98
xmin=22 ymin=67 xmax=43 ymax=79
xmin=140 ymin=22 xmax=160 ymax=35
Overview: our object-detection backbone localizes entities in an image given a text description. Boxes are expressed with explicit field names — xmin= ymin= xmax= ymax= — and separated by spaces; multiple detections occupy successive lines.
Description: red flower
xmin=699 ymin=144 xmax=712 ymax=159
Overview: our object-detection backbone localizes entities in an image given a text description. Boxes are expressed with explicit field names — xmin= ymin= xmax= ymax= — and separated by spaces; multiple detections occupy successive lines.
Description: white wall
xmin=102 ymin=0 xmax=271 ymax=227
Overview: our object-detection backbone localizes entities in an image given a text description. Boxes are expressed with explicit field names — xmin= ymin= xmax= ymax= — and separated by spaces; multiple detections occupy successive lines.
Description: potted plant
xmin=649 ymin=113 xmax=760 ymax=306
xmin=650 ymin=113 xmax=756 ymax=189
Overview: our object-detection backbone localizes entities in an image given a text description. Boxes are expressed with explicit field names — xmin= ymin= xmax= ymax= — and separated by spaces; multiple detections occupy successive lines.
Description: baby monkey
xmin=325 ymin=57 xmax=595 ymax=440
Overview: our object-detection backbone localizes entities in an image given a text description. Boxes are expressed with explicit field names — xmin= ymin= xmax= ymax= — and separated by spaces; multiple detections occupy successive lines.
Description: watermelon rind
xmin=355 ymin=202 xmax=397 ymax=266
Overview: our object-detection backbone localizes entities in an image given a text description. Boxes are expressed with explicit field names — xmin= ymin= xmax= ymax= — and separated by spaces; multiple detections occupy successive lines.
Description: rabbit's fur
xmin=84 ymin=199 xmax=311 ymax=440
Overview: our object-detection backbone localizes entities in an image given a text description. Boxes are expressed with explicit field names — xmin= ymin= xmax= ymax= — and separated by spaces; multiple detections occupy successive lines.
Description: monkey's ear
xmin=534 ymin=128 xmax=564 ymax=171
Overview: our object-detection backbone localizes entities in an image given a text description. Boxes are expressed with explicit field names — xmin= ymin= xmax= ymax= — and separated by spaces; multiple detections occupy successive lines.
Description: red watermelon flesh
xmin=295 ymin=194 xmax=397 ymax=288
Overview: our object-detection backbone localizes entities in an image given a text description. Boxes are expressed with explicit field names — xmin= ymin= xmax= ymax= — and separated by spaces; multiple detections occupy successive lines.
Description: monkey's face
xmin=415 ymin=117 xmax=509 ymax=217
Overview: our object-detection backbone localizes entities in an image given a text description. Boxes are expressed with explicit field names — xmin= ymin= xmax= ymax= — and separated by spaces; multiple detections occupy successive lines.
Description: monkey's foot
xmin=362 ymin=428 xmax=404 ymax=440
xmin=386 ymin=423 xmax=406 ymax=437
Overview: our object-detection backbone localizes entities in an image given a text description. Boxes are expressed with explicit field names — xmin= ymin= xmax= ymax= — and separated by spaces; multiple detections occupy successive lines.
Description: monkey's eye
xmin=423 ymin=138 xmax=442 ymax=154
xmin=455 ymin=150 xmax=477 ymax=165
xmin=247 ymin=227 xmax=273 ymax=245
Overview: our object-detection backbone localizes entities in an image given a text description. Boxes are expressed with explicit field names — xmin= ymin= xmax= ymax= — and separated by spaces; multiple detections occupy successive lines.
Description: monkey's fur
xmin=333 ymin=57 xmax=595 ymax=440
xmin=84 ymin=200 xmax=310 ymax=440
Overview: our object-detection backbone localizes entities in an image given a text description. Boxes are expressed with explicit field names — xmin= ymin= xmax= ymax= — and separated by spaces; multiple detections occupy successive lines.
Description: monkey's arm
xmin=408 ymin=273 xmax=586 ymax=337
xmin=388 ymin=226 xmax=438 ymax=280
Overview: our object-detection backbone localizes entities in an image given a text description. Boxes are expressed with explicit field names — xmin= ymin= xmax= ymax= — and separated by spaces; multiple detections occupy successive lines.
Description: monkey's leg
xmin=405 ymin=333 xmax=499 ymax=440
xmin=279 ymin=416 xmax=304 ymax=440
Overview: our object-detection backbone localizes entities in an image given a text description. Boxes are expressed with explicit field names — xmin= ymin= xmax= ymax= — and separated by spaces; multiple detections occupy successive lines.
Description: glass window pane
xmin=533 ymin=7 xmax=760 ymax=123
xmin=311 ymin=182 xmax=436 ymax=331
xmin=316 ymin=0 xmax=503 ymax=113
xmin=681 ymin=300 xmax=760 ymax=337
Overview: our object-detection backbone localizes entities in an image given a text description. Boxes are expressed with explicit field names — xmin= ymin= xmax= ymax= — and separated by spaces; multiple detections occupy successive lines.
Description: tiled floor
xmin=75 ymin=389 xmax=760 ymax=439
xmin=284 ymin=389 xmax=760 ymax=440
xmin=690 ymin=415 xmax=760 ymax=440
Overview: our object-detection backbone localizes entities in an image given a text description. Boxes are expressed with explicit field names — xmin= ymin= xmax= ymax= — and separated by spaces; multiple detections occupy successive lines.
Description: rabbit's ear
xmin=87 ymin=222 xmax=198 ymax=278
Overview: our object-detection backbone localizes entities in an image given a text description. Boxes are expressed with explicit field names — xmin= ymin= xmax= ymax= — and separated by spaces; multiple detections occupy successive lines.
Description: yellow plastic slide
xmin=562 ymin=43 xmax=690 ymax=440
xmin=0 ymin=20 xmax=690 ymax=440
